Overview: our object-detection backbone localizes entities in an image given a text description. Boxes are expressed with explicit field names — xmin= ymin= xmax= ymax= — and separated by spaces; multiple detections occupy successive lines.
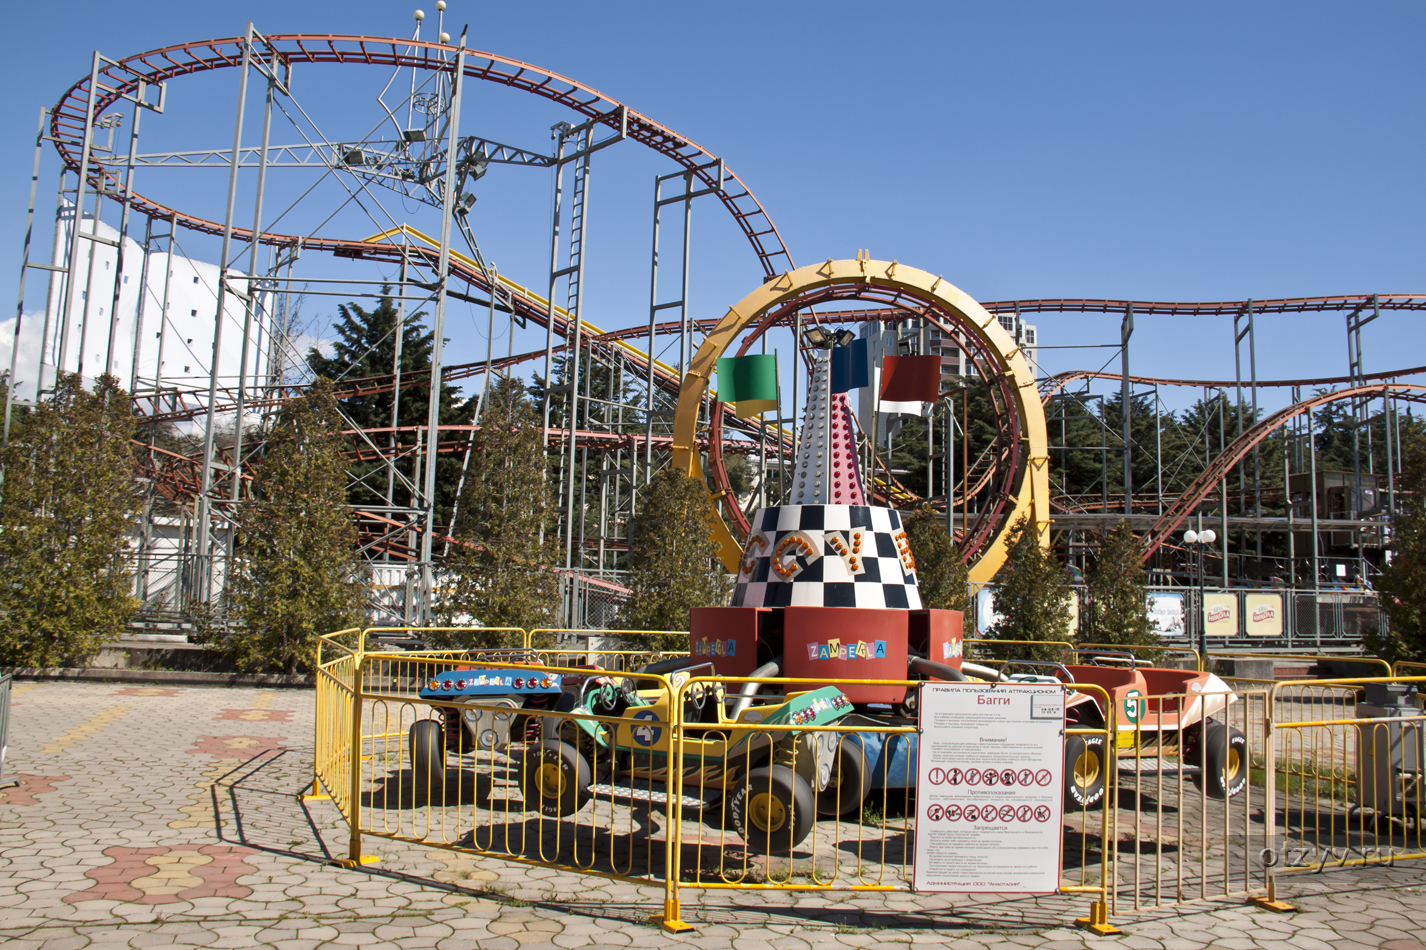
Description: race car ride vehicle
xmin=410 ymin=659 xmax=856 ymax=853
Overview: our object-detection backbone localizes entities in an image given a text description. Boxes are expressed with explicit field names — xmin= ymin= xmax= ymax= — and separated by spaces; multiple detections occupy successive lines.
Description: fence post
xmin=657 ymin=674 xmax=694 ymax=934
xmin=0 ymin=673 xmax=16 ymax=790
xmin=1251 ymin=685 xmax=1293 ymax=912
xmin=1076 ymin=685 xmax=1121 ymax=935
xmin=341 ymin=642 xmax=378 ymax=867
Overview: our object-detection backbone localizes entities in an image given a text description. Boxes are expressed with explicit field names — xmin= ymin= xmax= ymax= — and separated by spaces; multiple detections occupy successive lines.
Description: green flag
xmin=715 ymin=353 xmax=779 ymax=419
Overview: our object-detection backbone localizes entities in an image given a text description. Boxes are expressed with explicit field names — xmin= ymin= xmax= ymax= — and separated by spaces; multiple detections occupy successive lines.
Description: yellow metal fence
xmin=312 ymin=627 xmax=1426 ymax=932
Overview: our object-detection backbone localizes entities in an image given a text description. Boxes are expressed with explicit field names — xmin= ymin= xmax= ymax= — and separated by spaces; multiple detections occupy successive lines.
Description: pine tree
xmin=215 ymin=378 xmax=369 ymax=673
xmin=1083 ymin=520 xmax=1159 ymax=655
xmin=436 ymin=376 xmax=559 ymax=649
xmin=1371 ymin=436 xmax=1426 ymax=663
xmin=307 ymin=288 xmax=467 ymax=518
xmin=902 ymin=505 xmax=969 ymax=614
xmin=988 ymin=514 xmax=1071 ymax=661
xmin=623 ymin=468 xmax=728 ymax=651
xmin=0 ymin=373 xmax=140 ymax=666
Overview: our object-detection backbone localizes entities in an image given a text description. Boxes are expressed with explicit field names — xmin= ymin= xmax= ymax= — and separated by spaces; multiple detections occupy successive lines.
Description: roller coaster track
xmin=51 ymin=34 xmax=792 ymax=276
xmin=1139 ymin=382 xmax=1426 ymax=561
xmin=1039 ymin=363 xmax=1426 ymax=400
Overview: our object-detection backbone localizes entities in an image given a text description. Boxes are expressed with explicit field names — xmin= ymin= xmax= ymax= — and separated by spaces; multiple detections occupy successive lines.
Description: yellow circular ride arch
xmin=670 ymin=258 xmax=1050 ymax=585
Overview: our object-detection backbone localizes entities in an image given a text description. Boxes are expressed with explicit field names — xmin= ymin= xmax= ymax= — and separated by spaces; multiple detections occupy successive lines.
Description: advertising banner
xmin=913 ymin=684 xmax=1065 ymax=894
xmin=1244 ymin=593 xmax=1283 ymax=637
xmin=1146 ymin=593 xmax=1186 ymax=637
xmin=1203 ymin=593 xmax=1238 ymax=637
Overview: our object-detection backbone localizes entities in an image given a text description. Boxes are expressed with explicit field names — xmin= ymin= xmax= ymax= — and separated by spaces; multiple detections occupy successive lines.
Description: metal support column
xmin=419 ymin=35 xmax=466 ymax=621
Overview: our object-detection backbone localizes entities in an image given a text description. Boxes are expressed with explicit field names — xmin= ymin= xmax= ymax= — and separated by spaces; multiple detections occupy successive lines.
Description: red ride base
xmin=688 ymin=605 xmax=964 ymax=706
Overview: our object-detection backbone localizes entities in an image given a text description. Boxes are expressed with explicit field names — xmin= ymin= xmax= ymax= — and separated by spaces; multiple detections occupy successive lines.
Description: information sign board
xmin=913 ymin=683 xmax=1065 ymax=894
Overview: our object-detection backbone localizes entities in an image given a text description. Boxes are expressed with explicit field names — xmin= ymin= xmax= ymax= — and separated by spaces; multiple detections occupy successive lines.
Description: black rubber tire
xmin=409 ymin=719 xmax=447 ymax=790
xmin=1064 ymin=734 xmax=1108 ymax=811
xmin=1193 ymin=721 xmax=1248 ymax=799
xmin=817 ymin=736 xmax=874 ymax=817
xmin=730 ymin=764 xmax=815 ymax=854
xmin=520 ymin=739 xmax=592 ymax=818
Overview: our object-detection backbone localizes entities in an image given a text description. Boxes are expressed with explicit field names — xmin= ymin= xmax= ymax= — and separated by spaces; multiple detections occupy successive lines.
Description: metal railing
xmin=0 ymin=672 xmax=15 ymax=789
xmin=309 ymin=626 xmax=1426 ymax=932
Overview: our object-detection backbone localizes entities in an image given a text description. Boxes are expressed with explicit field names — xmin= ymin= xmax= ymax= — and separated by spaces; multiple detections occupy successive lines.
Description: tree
xmin=1083 ymin=520 xmax=1159 ymax=655
xmin=1371 ymin=436 xmax=1426 ymax=663
xmin=215 ymin=378 xmax=369 ymax=673
xmin=623 ymin=467 xmax=728 ymax=651
xmin=902 ymin=505 xmax=969 ymax=615
xmin=307 ymin=288 xmax=467 ymax=518
xmin=437 ymin=376 xmax=559 ymax=649
xmin=0 ymin=373 xmax=140 ymax=667
xmin=988 ymin=515 xmax=1071 ymax=661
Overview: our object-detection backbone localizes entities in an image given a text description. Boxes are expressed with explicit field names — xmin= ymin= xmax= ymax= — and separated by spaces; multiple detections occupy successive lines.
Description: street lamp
xmin=1183 ymin=529 xmax=1217 ymax=659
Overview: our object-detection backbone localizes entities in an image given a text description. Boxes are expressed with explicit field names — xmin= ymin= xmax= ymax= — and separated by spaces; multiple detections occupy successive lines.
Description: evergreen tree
xmin=1370 ymin=436 xmax=1426 ymax=663
xmin=215 ymin=378 xmax=369 ymax=673
xmin=0 ymin=373 xmax=140 ymax=666
xmin=1083 ymin=520 xmax=1159 ymax=654
xmin=307 ymin=288 xmax=467 ymax=519
xmin=902 ymin=505 xmax=969 ymax=614
xmin=988 ymin=515 xmax=1071 ymax=661
xmin=436 ymin=376 xmax=560 ymax=649
xmin=623 ymin=467 xmax=728 ymax=651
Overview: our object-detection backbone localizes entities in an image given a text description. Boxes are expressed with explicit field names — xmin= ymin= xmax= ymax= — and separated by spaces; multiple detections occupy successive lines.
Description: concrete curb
xmin=1 ymin=667 xmax=315 ymax=688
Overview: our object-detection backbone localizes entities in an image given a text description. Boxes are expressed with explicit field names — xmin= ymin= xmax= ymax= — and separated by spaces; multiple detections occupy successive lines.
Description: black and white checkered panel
xmin=732 ymin=504 xmax=922 ymax=609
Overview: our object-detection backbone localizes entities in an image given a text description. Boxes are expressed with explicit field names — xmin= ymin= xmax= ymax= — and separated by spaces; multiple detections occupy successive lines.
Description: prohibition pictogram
xmin=1000 ymin=769 xmax=1017 ymax=786
xmin=946 ymin=767 xmax=963 ymax=785
xmin=965 ymin=768 xmax=982 ymax=786
xmin=1018 ymin=768 xmax=1035 ymax=787
xmin=927 ymin=803 xmax=945 ymax=821
xmin=982 ymin=769 xmax=999 ymax=786
xmin=1034 ymin=769 xmax=1053 ymax=787
xmin=963 ymin=804 xmax=981 ymax=822
xmin=1033 ymin=805 xmax=1052 ymax=822
xmin=945 ymin=804 xmax=963 ymax=821
xmin=1016 ymin=804 xmax=1034 ymax=823
xmin=999 ymin=804 xmax=1017 ymax=822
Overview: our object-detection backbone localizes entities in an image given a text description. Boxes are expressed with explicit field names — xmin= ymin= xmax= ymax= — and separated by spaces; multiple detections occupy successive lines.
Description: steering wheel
xmin=688 ymin=682 xmax=707 ymax=713
xmin=580 ymin=677 xmax=619 ymax=713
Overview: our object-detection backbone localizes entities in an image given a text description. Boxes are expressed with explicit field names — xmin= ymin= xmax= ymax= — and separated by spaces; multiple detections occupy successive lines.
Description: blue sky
xmin=1 ymin=1 xmax=1422 ymax=415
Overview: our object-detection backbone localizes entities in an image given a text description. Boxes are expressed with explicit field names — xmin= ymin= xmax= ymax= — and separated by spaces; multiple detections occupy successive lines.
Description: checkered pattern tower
xmin=790 ymin=352 xmax=866 ymax=506
xmin=731 ymin=345 xmax=919 ymax=611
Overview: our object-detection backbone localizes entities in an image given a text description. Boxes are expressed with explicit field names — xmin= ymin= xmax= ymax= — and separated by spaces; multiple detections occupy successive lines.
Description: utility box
xmin=1355 ymin=683 xmax=1425 ymax=817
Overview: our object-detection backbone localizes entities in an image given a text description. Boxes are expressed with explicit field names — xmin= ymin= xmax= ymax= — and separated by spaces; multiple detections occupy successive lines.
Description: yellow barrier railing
xmin=1074 ymin=643 xmax=1202 ymax=671
xmin=964 ymin=639 xmax=1076 ymax=663
xmin=1259 ymin=676 xmax=1426 ymax=907
xmin=309 ymin=626 xmax=1426 ymax=931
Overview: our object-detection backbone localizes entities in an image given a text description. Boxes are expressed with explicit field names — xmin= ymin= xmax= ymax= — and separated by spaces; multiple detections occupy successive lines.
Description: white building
xmin=1 ymin=202 xmax=268 ymax=408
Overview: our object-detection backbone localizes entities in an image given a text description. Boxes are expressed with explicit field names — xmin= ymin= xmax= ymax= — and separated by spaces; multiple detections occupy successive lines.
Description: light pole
xmin=1184 ymin=529 xmax=1218 ymax=660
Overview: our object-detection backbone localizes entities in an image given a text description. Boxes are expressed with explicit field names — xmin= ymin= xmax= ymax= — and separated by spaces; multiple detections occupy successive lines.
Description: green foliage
xmin=217 ymin=378 xmax=369 ymax=673
xmin=988 ymin=515 xmax=1071 ymax=661
xmin=623 ymin=467 xmax=728 ymax=651
xmin=307 ymin=289 xmax=466 ymax=519
xmin=902 ymin=505 xmax=969 ymax=615
xmin=0 ymin=374 xmax=140 ymax=667
xmin=437 ymin=377 xmax=559 ymax=650
xmin=1370 ymin=436 xmax=1426 ymax=663
xmin=1083 ymin=521 xmax=1160 ymax=655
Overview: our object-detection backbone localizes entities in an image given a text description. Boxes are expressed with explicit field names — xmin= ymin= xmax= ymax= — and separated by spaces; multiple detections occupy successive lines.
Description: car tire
xmin=817 ymin=736 xmax=874 ymax=817
xmin=520 ymin=739 xmax=592 ymax=817
xmin=1192 ymin=721 xmax=1248 ymax=799
xmin=1064 ymin=733 xmax=1108 ymax=810
xmin=730 ymin=764 xmax=815 ymax=853
xmin=409 ymin=719 xmax=447 ymax=790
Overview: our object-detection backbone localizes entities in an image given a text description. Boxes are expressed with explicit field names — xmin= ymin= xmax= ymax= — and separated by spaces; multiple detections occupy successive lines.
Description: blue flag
xmin=830 ymin=338 xmax=869 ymax=394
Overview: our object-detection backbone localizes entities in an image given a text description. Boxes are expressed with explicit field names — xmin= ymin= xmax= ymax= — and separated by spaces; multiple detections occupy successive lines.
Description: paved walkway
xmin=1 ymin=680 xmax=1424 ymax=949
